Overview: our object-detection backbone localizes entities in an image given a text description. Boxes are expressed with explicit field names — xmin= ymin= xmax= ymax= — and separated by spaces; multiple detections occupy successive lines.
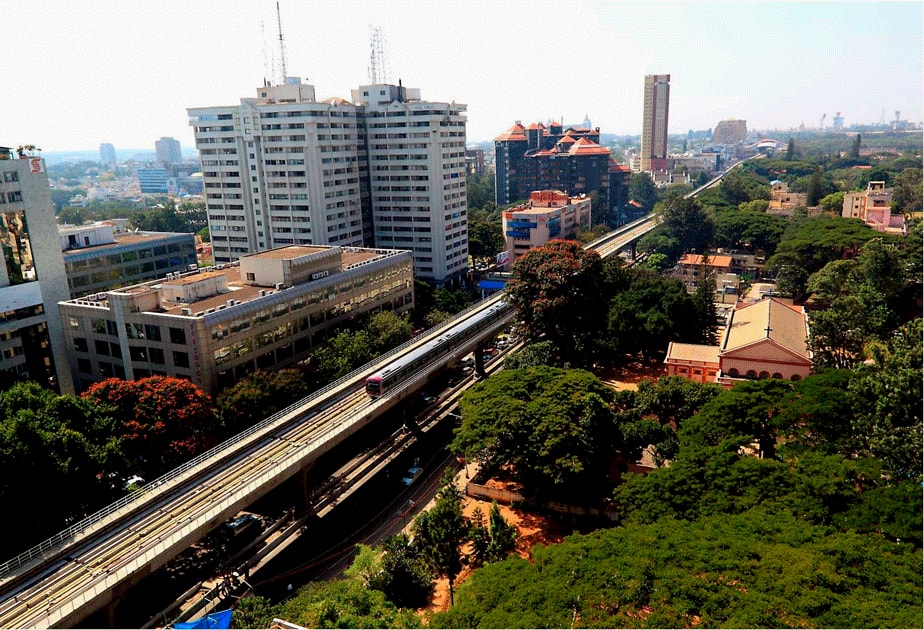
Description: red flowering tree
xmin=83 ymin=376 xmax=218 ymax=476
xmin=506 ymin=240 xmax=607 ymax=364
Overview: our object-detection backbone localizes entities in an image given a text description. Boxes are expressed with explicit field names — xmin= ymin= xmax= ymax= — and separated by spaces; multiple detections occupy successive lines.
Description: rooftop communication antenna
xmin=276 ymin=1 xmax=288 ymax=82
xmin=368 ymin=26 xmax=391 ymax=84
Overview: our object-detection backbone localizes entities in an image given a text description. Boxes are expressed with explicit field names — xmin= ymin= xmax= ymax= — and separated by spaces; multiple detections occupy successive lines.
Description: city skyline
xmin=6 ymin=1 xmax=922 ymax=151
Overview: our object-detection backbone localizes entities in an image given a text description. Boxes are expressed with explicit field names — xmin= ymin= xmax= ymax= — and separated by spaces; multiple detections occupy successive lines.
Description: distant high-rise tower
xmin=641 ymin=74 xmax=670 ymax=172
xmin=155 ymin=136 xmax=182 ymax=165
xmin=99 ymin=143 xmax=116 ymax=166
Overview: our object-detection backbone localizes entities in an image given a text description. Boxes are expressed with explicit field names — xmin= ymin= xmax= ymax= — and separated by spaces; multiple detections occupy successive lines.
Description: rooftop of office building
xmin=66 ymin=244 xmax=407 ymax=317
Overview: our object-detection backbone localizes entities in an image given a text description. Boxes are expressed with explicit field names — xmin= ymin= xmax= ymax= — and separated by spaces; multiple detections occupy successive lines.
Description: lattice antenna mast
xmin=276 ymin=1 xmax=288 ymax=82
xmin=261 ymin=20 xmax=269 ymax=86
xmin=368 ymin=26 xmax=391 ymax=84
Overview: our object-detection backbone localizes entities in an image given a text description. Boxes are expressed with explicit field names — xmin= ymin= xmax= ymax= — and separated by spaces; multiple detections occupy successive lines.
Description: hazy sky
xmin=7 ymin=1 xmax=922 ymax=151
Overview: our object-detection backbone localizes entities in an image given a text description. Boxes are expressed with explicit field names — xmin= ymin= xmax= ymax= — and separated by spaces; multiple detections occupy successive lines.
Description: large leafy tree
xmin=713 ymin=209 xmax=786 ymax=253
xmin=233 ymin=579 xmax=422 ymax=629
xmin=807 ymin=239 xmax=909 ymax=368
xmin=506 ymin=240 xmax=606 ymax=363
xmin=216 ymin=368 xmax=311 ymax=435
xmin=452 ymin=367 xmax=638 ymax=500
xmin=0 ymin=383 xmax=120 ymax=557
xmin=848 ymin=319 xmax=923 ymax=481
xmin=83 ymin=376 xmax=218 ymax=476
xmin=365 ymin=311 xmax=414 ymax=353
xmin=630 ymin=376 xmax=723 ymax=431
xmin=653 ymin=191 xmax=714 ymax=259
xmin=310 ymin=329 xmax=375 ymax=382
xmin=628 ymin=172 xmax=659 ymax=213
xmin=604 ymin=270 xmax=705 ymax=361
xmin=767 ymin=215 xmax=881 ymax=298
xmin=347 ymin=535 xmax=432 ymax=609
xmin=891 ymin=167 xmax=923 ymax=215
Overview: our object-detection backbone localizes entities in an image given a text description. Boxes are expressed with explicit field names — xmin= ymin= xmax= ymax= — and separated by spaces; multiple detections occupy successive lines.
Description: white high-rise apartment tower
xmin=352 ymin=84 xmax=468 ymax=284
xmin=188 ymin=78 xmax=365 ymax=264
xmin=189 ymin=79 xmax=469 ymax=284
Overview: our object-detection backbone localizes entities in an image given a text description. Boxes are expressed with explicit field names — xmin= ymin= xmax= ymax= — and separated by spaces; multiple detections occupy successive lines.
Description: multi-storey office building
xmin=0 ymin=148 xmax=74 ymax=392
xmin=59 ymin=244 xmax=414 ymax=395
xmin=502 ymin=190 xmax=591 ymax=263
xmin=351 ymin=83 xmax=469 ymax=285
xmin=138 ymin=167 xmax=168 ymax=194
xmin=189 ymin=79 xmax=468 ymax=285
xmin=60 ymin=222 xmax=197 ymax=298
xmin=641 ymin=74 xmax=670 ymax=172
xmin=189 ymin=79 xmax=366 ymax=265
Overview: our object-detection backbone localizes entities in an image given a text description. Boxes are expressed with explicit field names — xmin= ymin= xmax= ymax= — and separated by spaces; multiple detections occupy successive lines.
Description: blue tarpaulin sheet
xmin=479 ymin=280 xmax=506 ymax=291
xmin=174 ymin=609 xmax=232 ymax=629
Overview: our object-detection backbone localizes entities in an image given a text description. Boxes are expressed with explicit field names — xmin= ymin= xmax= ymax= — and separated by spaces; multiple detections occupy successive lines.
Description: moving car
xmin=401 ymin=467 xmax=423 ymax=486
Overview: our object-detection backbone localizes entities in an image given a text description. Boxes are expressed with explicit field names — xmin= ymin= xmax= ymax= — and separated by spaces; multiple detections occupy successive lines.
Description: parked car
xmin=401 ymin=467 xmax=424 ymax=486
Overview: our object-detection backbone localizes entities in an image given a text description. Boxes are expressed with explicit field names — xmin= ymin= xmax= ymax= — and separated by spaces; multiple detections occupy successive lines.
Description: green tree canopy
xmin=628 ymin=172 xmax=659 ymax=213
xmin=452 ymin=367 xmax=637 ymax=500
xmin=604 ymin=269 xmax=707 ymax=361
xmin=506 ymin=240 xmax=606 ymax=363
xmin=0 ymin=383 xmax=119 ymax=557
xmin=653 ymin=192 xmax=714 ymax=259
xmin=216 ymin=368 xmax=311 ymax=434
xmin=767 ymin=215 xmax=882 ymax=298
xmin=413 ymin=481 xmax=468 ymax=606
xmin=433 ymin=509 xmax=923 ymax=629
xmin=714 ymin=209 xmax=786 ymax=254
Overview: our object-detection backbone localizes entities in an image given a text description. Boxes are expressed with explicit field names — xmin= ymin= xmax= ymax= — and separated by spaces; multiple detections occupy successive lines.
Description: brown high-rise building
xmin=641 ymin=74 xmax=670 ymax=172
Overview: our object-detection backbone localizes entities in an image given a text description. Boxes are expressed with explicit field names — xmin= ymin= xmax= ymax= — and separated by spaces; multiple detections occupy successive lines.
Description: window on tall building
xmin=169 ymin=327 xmax=186 ymax=345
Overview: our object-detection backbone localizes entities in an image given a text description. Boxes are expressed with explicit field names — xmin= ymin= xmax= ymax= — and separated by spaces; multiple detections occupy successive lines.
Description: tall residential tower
xmin=155 ymin=136 xmax=183 ymax=165
xmin=641 ymin=74 xmax=670 ymax=172
xmin=351 ymin=83 xmax=468 ymax=284
xmin=189 ymin=78 xmax=468 ymax=284
xmin=189 ymin=79 xmax=366 ymax=263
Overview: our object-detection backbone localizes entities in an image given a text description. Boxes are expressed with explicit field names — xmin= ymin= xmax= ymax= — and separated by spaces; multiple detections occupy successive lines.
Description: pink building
xmin=842 ymin=181 xmax=906 ymax=235
xmin=502 ymin=190 xmax=592 ymax=264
